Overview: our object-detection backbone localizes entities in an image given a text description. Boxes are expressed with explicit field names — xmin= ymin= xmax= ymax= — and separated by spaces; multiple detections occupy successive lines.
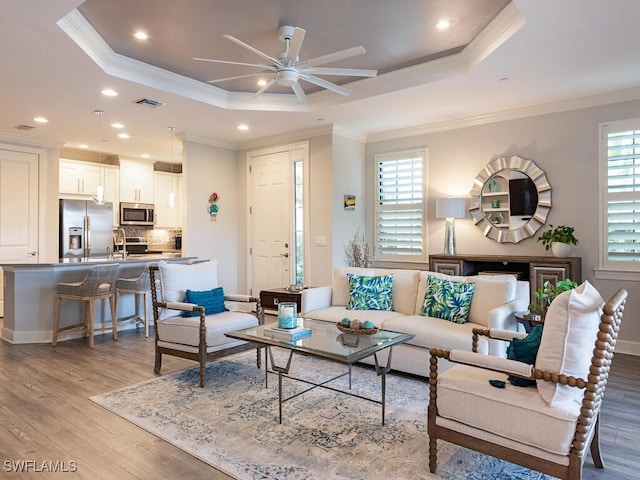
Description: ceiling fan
xmin=194 ymin=25 xmax=377 ymax=102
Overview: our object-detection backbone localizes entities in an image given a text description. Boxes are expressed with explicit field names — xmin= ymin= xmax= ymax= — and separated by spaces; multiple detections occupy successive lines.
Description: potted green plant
xmin=537 ymin=225 xmax=578 ymax=257
xmin=528 ymin=278 xmax=578 ymax=317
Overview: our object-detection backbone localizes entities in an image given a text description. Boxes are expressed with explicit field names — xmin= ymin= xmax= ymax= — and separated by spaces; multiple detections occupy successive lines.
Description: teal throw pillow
xmin=506 ymin=325 xmax=543 ymax=387
xmin=421 ymin=275 xmax=475 ymax=324
xmin=347 ymin=273 xmax=394 ymax=311
xmin=182 ymin=287 xmax=228 ymax=317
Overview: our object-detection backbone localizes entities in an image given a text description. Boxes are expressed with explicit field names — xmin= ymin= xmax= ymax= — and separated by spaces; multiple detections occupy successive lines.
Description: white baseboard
xmin=616 ymin=339 xmax=640 ymax=357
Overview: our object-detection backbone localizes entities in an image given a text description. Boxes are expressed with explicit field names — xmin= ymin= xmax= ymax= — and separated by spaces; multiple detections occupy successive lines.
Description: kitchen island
xmin=1 ymin=255 xmax=196 ymax=344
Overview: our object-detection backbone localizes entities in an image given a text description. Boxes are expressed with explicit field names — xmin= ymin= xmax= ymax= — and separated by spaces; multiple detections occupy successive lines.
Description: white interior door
xmin=0 ymin=148 xmax=39 ymax=316
xmin=250 ymin=149 xmax=292 ymax=295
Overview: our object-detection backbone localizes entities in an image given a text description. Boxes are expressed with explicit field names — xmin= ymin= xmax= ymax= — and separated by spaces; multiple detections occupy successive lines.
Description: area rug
xmin=90 ymin=351 xmax=552 ymax=480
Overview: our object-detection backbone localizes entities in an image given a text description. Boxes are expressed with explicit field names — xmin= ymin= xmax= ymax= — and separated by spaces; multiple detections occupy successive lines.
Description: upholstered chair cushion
xmin=437 ymin=364 xmax=581 ymax=458
xmin=158 ymin=260 xmax=219 ymax=319
xmin=346 ymin=273 xmax=394 ymax=311
xmin=535 ymin=281 xmax=604 ymax=408
xmin=332 ymin=267 xmax=374 ymax=306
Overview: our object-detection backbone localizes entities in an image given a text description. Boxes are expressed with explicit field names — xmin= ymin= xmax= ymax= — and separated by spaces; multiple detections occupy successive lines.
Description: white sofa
xmin=301 ymin=266 xmax=530 ymax=377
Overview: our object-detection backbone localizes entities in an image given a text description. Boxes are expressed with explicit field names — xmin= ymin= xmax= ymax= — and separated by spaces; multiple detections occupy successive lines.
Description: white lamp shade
xmin=436 ymin=197 xmax=466 ymax=219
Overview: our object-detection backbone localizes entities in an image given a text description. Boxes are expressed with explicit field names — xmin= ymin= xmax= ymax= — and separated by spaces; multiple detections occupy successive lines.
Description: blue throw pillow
xmin=346 ymin=273 xmax=394 ymax=311
xmin=182 ymin=287 xmax=228 ymax=317
xmin=420 ymin=275 xmax=475 ymax=324
xmin=506 ymin=325 xmax=543 ymax=387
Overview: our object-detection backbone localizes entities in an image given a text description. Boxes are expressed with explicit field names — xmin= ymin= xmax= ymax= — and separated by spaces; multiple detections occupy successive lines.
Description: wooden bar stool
xmin=114 ymin=267 xmax=151 ymax=337
xmin=52 ymin=264 xmax=120 ymax=349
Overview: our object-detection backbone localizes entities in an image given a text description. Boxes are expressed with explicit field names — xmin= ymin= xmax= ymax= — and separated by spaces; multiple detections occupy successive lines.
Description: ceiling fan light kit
xmin=195 ymin=25 xmax=377 ymax=102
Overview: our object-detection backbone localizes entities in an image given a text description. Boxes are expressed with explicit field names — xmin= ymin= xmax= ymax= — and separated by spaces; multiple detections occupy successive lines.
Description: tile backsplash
xmin=115 ymin=226 xmax=182 ymax=251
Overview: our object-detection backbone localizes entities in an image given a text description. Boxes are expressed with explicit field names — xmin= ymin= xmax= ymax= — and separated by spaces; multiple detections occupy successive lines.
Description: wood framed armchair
xmin=428 ymin=283 xmax=627 ymax=480
xmin=149 ymin=260 xmax=263 ymax=387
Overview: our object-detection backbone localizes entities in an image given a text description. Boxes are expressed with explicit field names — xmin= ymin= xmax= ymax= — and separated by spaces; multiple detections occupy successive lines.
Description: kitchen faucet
xmin=118 ymin=228 xmax=127 ymax=259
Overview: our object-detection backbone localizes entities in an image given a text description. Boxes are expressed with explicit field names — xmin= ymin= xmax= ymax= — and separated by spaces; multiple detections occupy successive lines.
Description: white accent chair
xmin=427 ymin=283 xmax=627 ymax=480
xmin=149 ymin=260 xmax=262 ymax=387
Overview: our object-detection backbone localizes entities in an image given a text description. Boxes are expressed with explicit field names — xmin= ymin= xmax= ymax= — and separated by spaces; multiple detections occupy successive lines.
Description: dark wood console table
xmin=428 ymin=254 xmax=582 ymax=301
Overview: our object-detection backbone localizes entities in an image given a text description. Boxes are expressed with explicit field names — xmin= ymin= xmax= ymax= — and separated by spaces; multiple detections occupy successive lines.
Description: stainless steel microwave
xmin=120 ymin=202 xmax=155 ymax=226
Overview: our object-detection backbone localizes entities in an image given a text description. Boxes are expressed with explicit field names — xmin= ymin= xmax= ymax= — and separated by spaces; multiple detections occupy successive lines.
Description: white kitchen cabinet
xmin=119 ymin=159 xmax=154 ymax=203
xmin=102 ymin=164 xmax=120 ymax=226
xmin=59 ymin=159 xmax=101 ymax=196
xmin=154 ymin=171 xmax=182 ymax=228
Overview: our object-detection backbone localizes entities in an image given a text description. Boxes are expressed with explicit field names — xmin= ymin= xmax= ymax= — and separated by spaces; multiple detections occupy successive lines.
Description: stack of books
xmin=264 ymin=324 xmax=312 ymax=341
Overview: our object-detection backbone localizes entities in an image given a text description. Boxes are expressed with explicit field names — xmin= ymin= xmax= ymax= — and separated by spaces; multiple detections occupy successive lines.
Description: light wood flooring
xmin=0 ymin=323 xmax=638 ymax=480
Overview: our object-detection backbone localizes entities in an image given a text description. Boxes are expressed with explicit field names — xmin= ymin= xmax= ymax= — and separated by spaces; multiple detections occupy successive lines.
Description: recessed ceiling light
xmin=101 ymin=89 xmax=118 ymax=97
xmin=111 ymin=122 xmax=124 ymax=129
xmin=79 ymin=144 xmax=89 ymax=149
xmin=141 ymin=153 xmax=150 ymax=159
xmin=134 ymin=31 xmax=149 ymax=40
xmin=436 ymin=20 xmax=451 ymax=30
xmin=237 ymin=124 xmax=249 ymax=131
xmin=257 ymin=79 xmax=267 ymax=87
xmin=33 ymin=116 xmax=48 ymax=123
xmin=117 ymin=132 xmax=130 ymax=139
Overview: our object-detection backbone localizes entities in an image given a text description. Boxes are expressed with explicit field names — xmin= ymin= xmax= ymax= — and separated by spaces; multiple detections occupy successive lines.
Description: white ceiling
xmin=3 ymin=0 xmax=640 ymax=163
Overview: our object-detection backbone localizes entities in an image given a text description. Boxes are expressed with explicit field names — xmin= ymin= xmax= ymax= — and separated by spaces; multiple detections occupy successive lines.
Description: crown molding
xmin=0 ymin=132 xmax=64 ymax=150
xmin=180 ymin=132 xmax=237 ymax=151
xmin=366 ymin=86 xmax=640 ymax=143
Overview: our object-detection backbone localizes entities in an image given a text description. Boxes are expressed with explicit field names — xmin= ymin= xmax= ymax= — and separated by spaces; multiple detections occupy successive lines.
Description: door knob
xmin=27 ymin=251 xmax=37 ymax=256
xmin=281 ymin=253 xmax=289 ymax=258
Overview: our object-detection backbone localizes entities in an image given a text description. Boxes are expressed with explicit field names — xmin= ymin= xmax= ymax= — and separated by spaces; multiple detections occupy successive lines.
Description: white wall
xmin=331 ymin=132 xmax=366 ymax=267
xmin=183 ymin=141 xmax=241 ymax=292
xmin=366 ymin=99 xmax=640 ymax=355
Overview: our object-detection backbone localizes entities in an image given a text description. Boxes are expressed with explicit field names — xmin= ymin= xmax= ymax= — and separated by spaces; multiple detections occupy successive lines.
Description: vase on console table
xmin=551 ymin=242 xmax=571 ymax=258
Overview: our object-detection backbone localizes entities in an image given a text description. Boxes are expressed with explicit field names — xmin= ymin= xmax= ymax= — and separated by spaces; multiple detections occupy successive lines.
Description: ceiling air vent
xmin=134 ymin=97 xmax=164 ymax=108
xmin=15 ymin=124 xmax=35 ymax=131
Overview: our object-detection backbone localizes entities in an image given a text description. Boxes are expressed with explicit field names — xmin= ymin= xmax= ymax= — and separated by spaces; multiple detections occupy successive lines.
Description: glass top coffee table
xmin=226 ymin=317 xmax=414 ymax=425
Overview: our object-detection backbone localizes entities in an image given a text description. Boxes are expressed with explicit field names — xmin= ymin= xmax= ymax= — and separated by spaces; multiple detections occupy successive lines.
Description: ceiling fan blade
xmin=300 ymin=66 xmax=377 ymax=77
xmin=223 ymin=34 xmax=285 ymax=68
xmin=299 ymin=74 xmax=351 ymax=96
xmin=302 ymin=46 xmax=366 ymax=68
xmin=291 ymin=82 xmax=307 ymax=103
xmin=285 ymin=27 xmax=306 ymax=65
xmin=194 ymin=57 xmax=277 ymax=70
xmin=207 ymin=72 xmax=268 ymax=84
xmin=251 ymin=78 xmax=276 ymax=99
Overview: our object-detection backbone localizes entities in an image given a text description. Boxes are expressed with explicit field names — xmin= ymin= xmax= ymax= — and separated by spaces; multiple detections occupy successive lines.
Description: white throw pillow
xmin=158 ymin=260 xmax=219 ymax=304
xmin=465 ymin=275 xmax=517 ymax=327
xmin=535 ymin=281 xmax=604 ymax=408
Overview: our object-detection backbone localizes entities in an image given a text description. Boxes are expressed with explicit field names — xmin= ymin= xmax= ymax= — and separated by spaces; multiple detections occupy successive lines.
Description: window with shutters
xmin=600 ymin=119 xmax=640 ymax=274
xmin=375 ymin=149 xmax=427 ymax=261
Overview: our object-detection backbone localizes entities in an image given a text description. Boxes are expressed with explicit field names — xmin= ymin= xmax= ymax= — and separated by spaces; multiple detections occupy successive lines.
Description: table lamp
xmin=436 ymin=197 xmax=466 ymax=255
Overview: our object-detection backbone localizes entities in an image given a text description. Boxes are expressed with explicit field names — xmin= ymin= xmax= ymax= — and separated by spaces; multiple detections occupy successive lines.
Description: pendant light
xmin=93 ymin=109 xmax=105 ymax=205
xmin=168 ymin=126 xmax=176 ymax=208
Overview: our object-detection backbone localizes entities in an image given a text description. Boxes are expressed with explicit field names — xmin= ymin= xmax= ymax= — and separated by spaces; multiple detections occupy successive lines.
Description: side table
xmin=259 ymin=287 xmax=305 ymax=316
xmin=514 ymin=310 xmax=544 ymax=333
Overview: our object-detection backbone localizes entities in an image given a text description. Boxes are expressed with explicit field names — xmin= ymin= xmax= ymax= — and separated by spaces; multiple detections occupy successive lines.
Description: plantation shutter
xmin=604 ymin=125 xmax=640 ymax=265
xmin=375 ymin=150 xmax=425 ymax=259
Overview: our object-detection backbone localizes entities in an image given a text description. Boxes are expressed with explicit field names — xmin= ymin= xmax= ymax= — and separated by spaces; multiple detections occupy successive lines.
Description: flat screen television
xmin=509 ymin=178 xmax=538 ymax=216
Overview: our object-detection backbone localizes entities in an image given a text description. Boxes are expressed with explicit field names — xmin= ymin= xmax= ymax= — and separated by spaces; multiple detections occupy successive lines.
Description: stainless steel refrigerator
xmin=59 ymin=199 xmax=114 ymax=259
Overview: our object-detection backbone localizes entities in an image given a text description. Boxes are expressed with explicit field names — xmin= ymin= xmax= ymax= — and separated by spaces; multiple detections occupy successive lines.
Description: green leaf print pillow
xmin=421 ymin=274 xmax=475 ymax=323
xmin=347 ymin=273 xmax=394 ymax=311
